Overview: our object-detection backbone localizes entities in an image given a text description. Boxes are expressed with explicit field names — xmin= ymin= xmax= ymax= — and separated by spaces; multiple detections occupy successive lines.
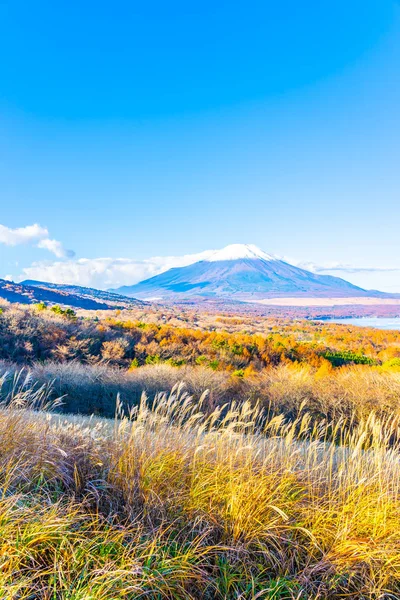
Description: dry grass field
xmin=1 ymin=379 xmax=400 ymax=599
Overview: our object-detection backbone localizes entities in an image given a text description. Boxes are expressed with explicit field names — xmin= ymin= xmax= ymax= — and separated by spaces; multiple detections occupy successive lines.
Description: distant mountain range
xmin=0 ymin=279 xmax=145 ymax=310
xmin=1 ymin=244 xmax=396 ymax=310
xmin=114 ymin=244 xmax=387 ymax=302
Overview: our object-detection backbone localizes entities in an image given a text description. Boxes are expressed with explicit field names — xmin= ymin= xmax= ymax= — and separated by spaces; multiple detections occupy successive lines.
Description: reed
xmin=0 ymin=381 xmax=399 ymax=598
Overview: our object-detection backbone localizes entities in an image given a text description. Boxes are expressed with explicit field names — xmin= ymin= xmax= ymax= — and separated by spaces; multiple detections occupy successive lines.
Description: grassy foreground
xmin=1 ymin=383 xmax=400 ymax=598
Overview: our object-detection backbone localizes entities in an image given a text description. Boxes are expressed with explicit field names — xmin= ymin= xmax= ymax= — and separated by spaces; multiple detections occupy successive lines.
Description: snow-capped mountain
xmin=206 ymin=244 xmax=276 ymax=262
xmin=115 ymin=244 xmax=375 ymax=301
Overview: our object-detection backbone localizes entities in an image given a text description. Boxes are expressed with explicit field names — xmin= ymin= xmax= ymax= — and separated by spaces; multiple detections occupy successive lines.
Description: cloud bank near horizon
xmin=18 ymin=250 xmax=215 ymax=290
xmin=12 ymin=251 xmax=400 ymax=293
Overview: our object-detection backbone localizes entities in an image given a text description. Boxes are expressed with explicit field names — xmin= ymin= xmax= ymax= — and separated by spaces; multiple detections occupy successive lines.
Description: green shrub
xmin=233 ymin=369 xmax=245 ymax=378
xmin=167 ymin=358 xmax=186 ymax=367
xmin=196 ymin=356 xmax=208 ymax=365
xmin=322 ymin=350 xmax=376 ymax=367
xmin=50 ymin=305 xmax=77 ymax=320
xmin=145 ymin=354 xmax=162 ymax=365
xmin=383 ymin=358 xmax=400 ymax=370
xmin=209 ymin=360 xmax=220 ymax=370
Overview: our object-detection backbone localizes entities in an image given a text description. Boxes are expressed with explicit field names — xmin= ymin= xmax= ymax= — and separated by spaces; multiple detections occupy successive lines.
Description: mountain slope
xmin=115 ymin=244 xmax=379 ymax=301
xmin=0 ymin=279 xmax=145 ymax=310
xmin=22 ymin=280 xmax=145 ymax=308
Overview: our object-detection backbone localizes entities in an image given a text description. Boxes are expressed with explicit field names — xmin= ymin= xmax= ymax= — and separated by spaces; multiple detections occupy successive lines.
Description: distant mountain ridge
xmin=22 ymin=280 xmax=145 ymax=307
xmin=0 ymin=279 xmax=145 ymax=310
xmin=114 ymin=244 xmax=388 ymax=302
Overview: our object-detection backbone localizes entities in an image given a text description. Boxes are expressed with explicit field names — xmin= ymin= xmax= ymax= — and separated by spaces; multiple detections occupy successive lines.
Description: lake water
xmin=322 ymin=318 xmax=400 ymax=330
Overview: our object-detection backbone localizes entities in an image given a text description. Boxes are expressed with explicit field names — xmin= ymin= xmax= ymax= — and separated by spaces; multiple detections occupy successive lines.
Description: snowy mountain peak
xmin=206 ymin=244 xmax=275 ymax=263
xmin=116 ymin=242 xmax=369 ymax=300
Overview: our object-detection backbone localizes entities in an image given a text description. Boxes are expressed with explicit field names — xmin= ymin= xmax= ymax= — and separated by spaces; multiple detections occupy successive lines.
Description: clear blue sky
xmin=1 ymin=0 xmax=400 ymax=290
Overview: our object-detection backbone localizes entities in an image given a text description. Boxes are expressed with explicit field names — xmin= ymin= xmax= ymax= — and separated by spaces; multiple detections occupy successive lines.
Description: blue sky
xmin=1 ymin=0 xmax=400 ymax=291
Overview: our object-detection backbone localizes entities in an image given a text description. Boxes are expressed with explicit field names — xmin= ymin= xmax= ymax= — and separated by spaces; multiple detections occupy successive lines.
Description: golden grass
xmin=1 ymin=382 xmax=400 ymax=598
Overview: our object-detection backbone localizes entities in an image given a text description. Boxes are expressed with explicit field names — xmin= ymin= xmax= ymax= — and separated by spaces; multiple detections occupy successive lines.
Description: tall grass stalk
xmin=0 ymin=382 xmax=399 ymax=598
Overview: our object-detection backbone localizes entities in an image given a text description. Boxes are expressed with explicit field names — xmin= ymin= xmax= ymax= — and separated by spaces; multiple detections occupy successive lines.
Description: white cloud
xmin=37 ymin=238 xmax=75 ymax=259
xmin=294 ymin=260 xmax=400 ymax=275
xmin=19 ymin=250 xmax=214 ymax=289
xmin=286 ymin=258 xmax=400 ymax=293
xmin=0 ymin=223 xmax=74 ymax=258
xmin=0 ymin=223 xmax=48 ymax=246
xmin=11 ymin=247 xmax=400 ymax=293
